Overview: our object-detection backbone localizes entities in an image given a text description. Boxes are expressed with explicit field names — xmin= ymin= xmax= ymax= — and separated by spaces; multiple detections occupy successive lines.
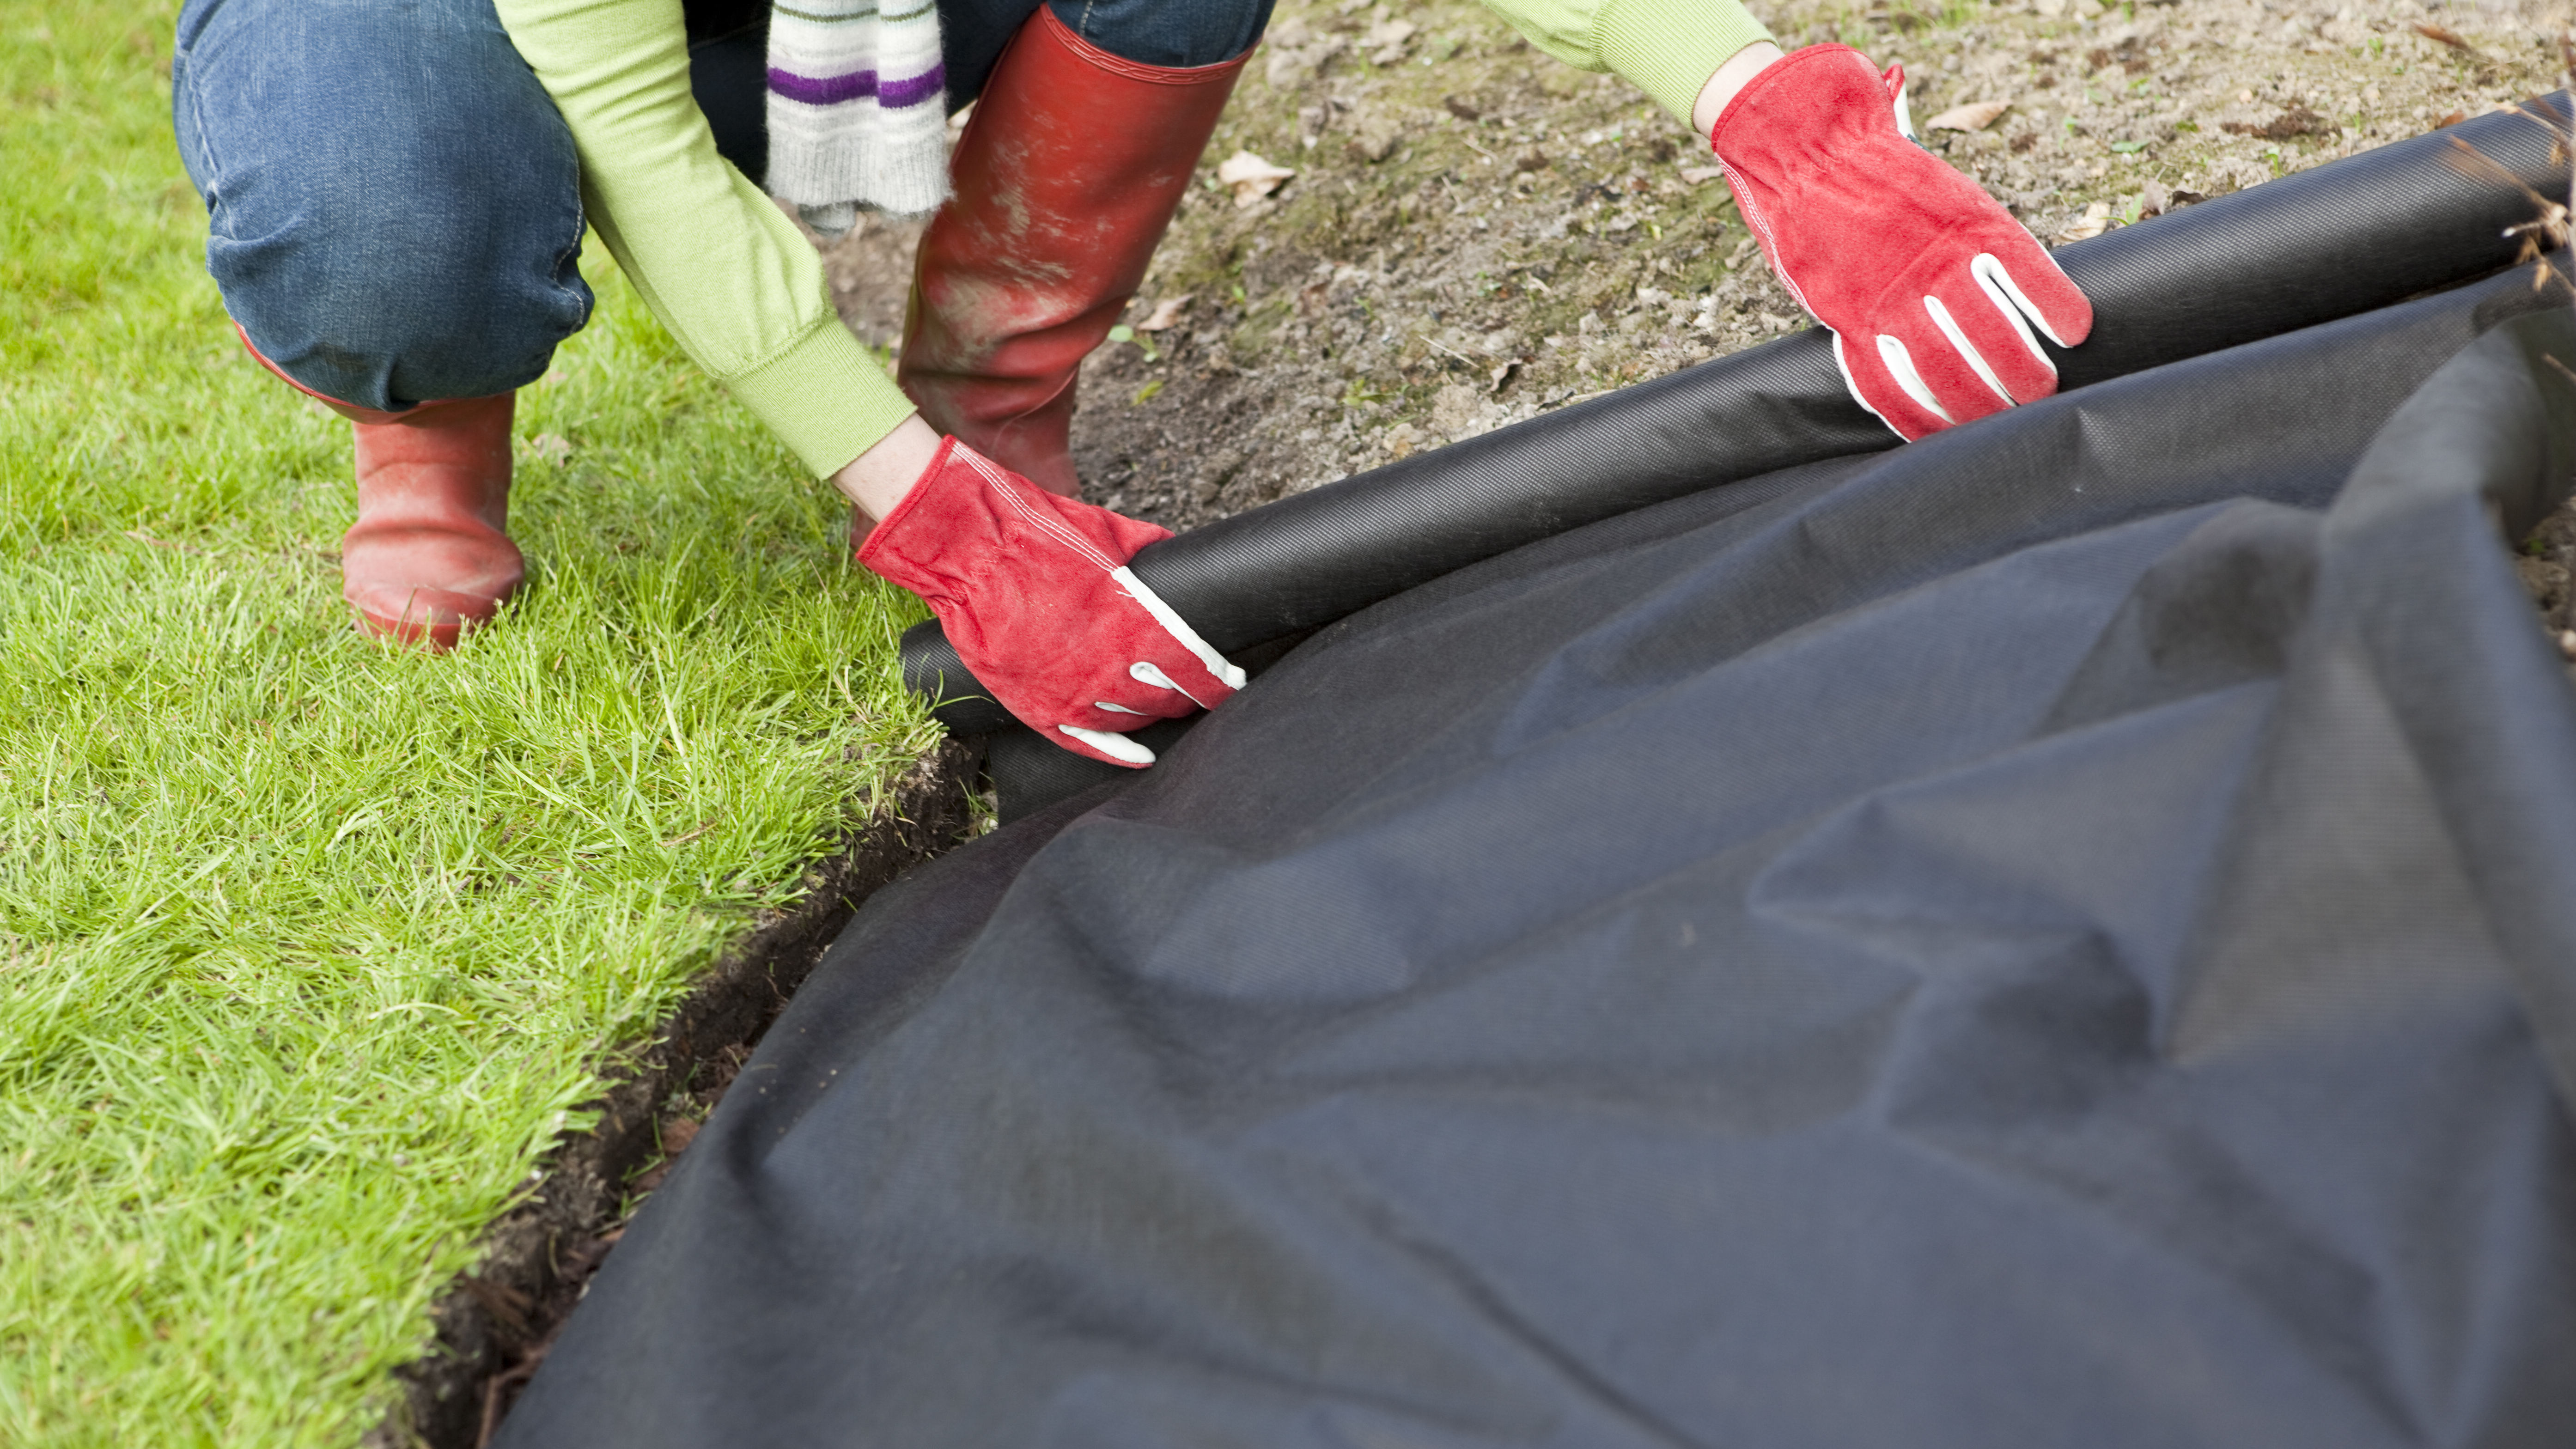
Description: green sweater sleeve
xmin=491 ymin=0 xmax=917 ymax=478
xmin=1475 ymin=0 xmax=1772 ymax=128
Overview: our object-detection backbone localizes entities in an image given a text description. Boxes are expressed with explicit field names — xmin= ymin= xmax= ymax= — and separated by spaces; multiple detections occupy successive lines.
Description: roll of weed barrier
xmin=903 ymin=94 xmax=2571 ymax=741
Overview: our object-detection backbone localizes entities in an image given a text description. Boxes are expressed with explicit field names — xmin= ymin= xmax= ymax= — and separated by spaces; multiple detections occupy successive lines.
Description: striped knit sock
xmin=765 ymin=0 xmax=951 ymax=231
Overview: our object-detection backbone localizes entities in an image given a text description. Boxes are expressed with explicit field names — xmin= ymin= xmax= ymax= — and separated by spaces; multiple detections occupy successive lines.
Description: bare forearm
xmin=831 ymin=414 xmax=945 ymax=524
xmin=1693 ymin=40 xmax=1784 ymax=137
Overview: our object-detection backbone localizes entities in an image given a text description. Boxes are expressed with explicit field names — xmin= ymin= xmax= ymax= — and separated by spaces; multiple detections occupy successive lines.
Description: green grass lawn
xmin=0 ymin=7 xmax=942 ymax=1443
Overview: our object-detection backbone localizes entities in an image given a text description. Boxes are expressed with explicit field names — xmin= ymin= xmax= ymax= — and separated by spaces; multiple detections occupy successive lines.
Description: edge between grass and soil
xmin=1 ymin=9 xmax=968 ymax=1446
xmin=362 ymin=740 xmax=978 ymax=1449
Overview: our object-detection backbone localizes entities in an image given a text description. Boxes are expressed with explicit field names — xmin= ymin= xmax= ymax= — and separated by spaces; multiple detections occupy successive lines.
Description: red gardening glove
xmin=1713 ymin=44 xmax=2094 ymax=440
xmin=857 ymin=438 xmax=1243 ymax=767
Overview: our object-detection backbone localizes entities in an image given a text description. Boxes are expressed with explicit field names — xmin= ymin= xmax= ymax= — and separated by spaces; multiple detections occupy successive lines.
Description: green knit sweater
xmin=490 ymin=0 xmax=1772 ymax=479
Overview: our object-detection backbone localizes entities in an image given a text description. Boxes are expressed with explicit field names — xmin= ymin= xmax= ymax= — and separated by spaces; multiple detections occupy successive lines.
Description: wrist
xmin=1692 ymin=41 xmax=1785 ymax=141
xmin=830 ymin=413 xmax=945 ymax=525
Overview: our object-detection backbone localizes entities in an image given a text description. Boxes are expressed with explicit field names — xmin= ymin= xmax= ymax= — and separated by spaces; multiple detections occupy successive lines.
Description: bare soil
xmin=822 ymin=0 xmax=2570 ymax=530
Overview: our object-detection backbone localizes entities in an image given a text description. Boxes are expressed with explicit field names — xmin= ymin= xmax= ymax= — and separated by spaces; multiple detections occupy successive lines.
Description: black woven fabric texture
xmin=902 ymin=94 xmax=2572 ymax=753
xmin=498 ymin=275 xmax=2576 ymax=1447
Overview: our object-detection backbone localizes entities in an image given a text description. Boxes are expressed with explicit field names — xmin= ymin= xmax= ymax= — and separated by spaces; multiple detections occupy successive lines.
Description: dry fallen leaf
xmin=1677 ymin=165 xmax=1729 ymax=185
xmin=1215 ymin=150 xmax=1295 ymax=207
xmin=2412 ymin=21 xmax=2476 ymax=51
xmin=1927 ymin=100 xmax=2011 ymax=133
xmin=2054 ymin=200 xmax=2113 ymax=243
xmin=1135 ymin=295 xmax=1194 ymax=332
xmin=1360 ymin=19 xmax=1422 ymax=49
xmin=1365 ymin=20 xmax=1417 ymax=65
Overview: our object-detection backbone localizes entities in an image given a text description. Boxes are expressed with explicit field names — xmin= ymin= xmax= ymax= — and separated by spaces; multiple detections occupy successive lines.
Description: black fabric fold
xmin=499 ymin=234 xmax=2576 ymax=1449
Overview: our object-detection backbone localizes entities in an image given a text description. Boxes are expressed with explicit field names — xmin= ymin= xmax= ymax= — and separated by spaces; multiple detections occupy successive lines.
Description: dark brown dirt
xmin=2515 ymin=500 xmax=2576 ymax=677
xmin=365 ymin=742 xmax=980 ymax=1449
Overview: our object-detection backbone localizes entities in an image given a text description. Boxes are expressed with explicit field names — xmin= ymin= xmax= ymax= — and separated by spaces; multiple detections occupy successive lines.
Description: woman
xmin=170 ymin=0 xmax=2088 ymax=765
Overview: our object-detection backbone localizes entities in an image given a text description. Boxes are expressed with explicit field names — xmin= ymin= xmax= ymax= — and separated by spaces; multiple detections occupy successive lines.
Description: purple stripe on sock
xmin=768 ymin=66 xmax=874 ymax=104
xmin=767 ymin=63 xmax=945 ymax=108
xmin=879 ymin=66 xmax=945 ymax=107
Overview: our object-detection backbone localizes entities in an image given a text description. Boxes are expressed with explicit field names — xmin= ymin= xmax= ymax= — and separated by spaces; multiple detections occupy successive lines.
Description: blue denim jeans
xmin=171 ymin=0 xmax=1272 ymax=412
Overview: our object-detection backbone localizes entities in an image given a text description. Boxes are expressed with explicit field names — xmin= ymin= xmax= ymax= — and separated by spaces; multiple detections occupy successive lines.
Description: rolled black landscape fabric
xmin=496 ymin=275 xmax=2576 ymax=1443
xmin=905 ymin=93 xmax=2573 ymax=741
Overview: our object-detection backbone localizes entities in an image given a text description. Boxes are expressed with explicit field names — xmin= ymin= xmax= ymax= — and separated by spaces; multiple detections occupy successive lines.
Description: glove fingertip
xmin=1830 ymin=331 xmax=1938 ymax=441
xmin=1197 ymin=669 xmax=1244 ymax=706
xmin=2027 ymin=279 xmax=2095 ymax=346
xmin=2033 ymin=279 xmax=2096 ymax=348
xmin=1055 ymin=723 xmax=1157 ymax=768
xmin=1973 ymin=244 xmax=2095 ymax=349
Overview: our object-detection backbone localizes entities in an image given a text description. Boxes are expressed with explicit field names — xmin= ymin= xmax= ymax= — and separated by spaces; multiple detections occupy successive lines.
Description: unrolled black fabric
xmin=499 ymin=267 xmax=2576 ymax=1444
xmin=904 ymin=95 xmax=2574 ymax=743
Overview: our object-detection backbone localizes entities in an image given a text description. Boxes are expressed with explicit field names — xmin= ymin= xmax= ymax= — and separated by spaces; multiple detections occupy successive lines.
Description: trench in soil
xmin=362 ymin=743 xmax=980 ymax=1449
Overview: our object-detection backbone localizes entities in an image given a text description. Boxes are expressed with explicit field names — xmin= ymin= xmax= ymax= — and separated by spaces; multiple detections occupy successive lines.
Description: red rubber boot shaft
xmin=897 ymin=7 xmax=1248 ymax=498
xmin=343 ymin=394 xmax=524 ymax=651
xmin=233 ymin=325 xmax=524 ymax=648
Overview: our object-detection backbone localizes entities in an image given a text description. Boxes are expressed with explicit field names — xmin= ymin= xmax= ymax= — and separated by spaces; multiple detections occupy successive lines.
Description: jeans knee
xmin=209 ymin=170 xmax=591 ymax=408
xmin=177 ymin=0 xmax=593 ymax=408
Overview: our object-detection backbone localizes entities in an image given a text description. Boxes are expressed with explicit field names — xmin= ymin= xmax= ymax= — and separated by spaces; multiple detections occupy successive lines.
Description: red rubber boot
xmin=342 ymin=394 xmax=524 ymax=649
xmin=236 ymin=327 xmax=523 ymax=649
xmin=897 ymin=6 xmax=1250 ymax=498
